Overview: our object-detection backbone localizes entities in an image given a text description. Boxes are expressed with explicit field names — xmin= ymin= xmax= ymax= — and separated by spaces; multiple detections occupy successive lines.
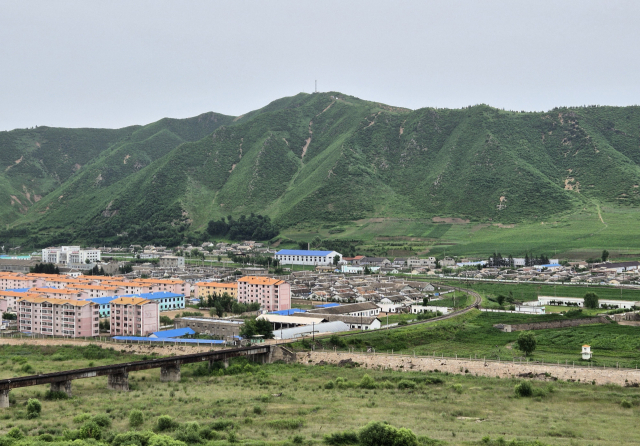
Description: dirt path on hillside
xmin=300 ymin=351 xmax=640 ymax=386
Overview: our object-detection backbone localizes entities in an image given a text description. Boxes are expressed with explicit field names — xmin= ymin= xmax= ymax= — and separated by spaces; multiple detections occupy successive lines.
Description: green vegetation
xmin=295 ymin=310 xmax=640 ymax=367
xmin=516 ymin=331 xmax=537 ymax=357
xmin=29 ymin=263 xmax=60 ymax=274
xmin=439 ymin=281 xmax=640 ymax=304
xmin=584 ymin=292 xmax=599 ymax=309
xmin=4 ymin=93 xmax=640 ymax=256
xmin=199 ymin=293 xmax=260 ymax=317
xmin=1 ymin=344 xmax=640 ymax=444
xmin=207 ymin=214 xmax=279 ymax=240
xmin=239 ymin=318 xmax=274 ymax=339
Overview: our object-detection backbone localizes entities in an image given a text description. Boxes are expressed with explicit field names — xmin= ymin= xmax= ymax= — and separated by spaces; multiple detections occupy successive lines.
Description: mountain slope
xmin=4 ymin=94 xmax=640 ymax=247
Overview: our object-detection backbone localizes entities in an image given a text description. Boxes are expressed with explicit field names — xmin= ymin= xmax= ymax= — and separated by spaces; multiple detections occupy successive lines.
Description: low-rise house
xmin=306 ymin=302 xmax=380 ymax=317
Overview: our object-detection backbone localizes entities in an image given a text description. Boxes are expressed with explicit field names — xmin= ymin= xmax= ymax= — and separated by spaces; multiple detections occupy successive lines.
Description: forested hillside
xmin=2 ymin=92 xmax=640 ymax=247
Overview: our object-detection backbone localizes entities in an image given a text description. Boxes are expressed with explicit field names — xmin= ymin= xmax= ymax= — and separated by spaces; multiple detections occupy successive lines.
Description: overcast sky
xmin=2 ymin=0 xmax=639 ymax=131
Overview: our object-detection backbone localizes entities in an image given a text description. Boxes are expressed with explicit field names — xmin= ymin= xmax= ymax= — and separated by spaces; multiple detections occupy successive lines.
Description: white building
xmin=537 ymin=296 xmax=639 ymax=309
xmin=41 ymin=246 xmax=101 ymax=265
xmin=275 ymin=250 xmax=342 ymax=266
xmin=159 ymin=256 xmax=185 ymax=268
xmin=407 ymin=257 xmax=437 ymax=268
xmin=341 ymin=265 xmax=380 ymax=274
xmin=411 ymin=304 xmax=450 ymax=315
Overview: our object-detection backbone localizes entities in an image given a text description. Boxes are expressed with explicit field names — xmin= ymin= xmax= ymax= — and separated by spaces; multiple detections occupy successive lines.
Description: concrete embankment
xmin=297 ymin=350 xmax=640 ymax=386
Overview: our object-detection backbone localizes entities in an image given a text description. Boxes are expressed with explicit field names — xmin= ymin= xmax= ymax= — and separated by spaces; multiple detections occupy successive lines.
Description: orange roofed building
xmin=110 ymin=296 xmax=159 ymax=337
xmin=237 ymin=276 xmax=290 ymax=312
xmin=194 ymin=282 xmax=238 ymax=299
xmin=17 ymin=296 xmax=99 ymax=337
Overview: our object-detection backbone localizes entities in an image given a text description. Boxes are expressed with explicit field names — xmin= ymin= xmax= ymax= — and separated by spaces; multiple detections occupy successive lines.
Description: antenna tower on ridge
xmin=315 ymin=80 xmax=317 ymax=93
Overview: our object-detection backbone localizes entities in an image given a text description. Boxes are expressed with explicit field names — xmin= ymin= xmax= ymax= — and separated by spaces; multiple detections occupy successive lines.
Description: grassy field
xmin=282 ymin=204 xmax=640 ymax=259
xmin=436 ymin=281 xmax=640 ymax=307
xmin=294 ymin=310 xmax=640 ymax=368
xmin=3 ymin=344 xmax=640 ymax=445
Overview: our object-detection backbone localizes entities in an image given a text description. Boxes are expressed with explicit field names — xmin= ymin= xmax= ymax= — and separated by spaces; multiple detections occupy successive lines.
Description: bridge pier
xmin=0 ymin=390 xmax=9 ymax=408
xmin=107 ymin=371 xmax=129 ymax=391
xmin=208 ymin=359 xmax=229 ymax=370
xmin=160 ymin=364 xmax=181 ymax=382
xmin=50 ymin=380 xmax=72 ymax=397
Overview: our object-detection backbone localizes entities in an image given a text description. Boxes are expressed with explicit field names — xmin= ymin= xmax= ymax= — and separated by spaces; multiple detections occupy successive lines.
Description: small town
xmin=3 ymin=2 xmax=640 ymax=444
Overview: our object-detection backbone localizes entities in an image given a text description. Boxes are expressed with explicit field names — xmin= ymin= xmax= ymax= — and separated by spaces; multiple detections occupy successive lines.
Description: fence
xmin=313 ymin=345 xmax=640 ymax=372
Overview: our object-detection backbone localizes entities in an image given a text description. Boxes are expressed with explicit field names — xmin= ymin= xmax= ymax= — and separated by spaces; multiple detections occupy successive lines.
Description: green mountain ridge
xmin=3 ymin=92 xmax=640 ymax=247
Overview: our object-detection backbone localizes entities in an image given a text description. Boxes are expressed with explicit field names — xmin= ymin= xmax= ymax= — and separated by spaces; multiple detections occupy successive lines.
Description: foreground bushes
xmin=326 ymin=422 xmax=419 ymax=446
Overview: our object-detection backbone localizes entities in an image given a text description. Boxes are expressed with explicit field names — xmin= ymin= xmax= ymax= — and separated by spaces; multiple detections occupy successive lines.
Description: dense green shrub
xmin=359 ymin=421 xmax=418 ymax=446
xmin=156 ymin=415 xmax=177 ymax=431
xmin=44 ymin=390 xmax=69 ymax=400
xmin=267 ymin=418 xmax=305 ymax=430
xmin=397 ymin=380 xmax=417 ymax=390
xmin=6 ymin=427 xmax=24 ymax=440
xmin=93 ymin=413 xmax=112 ymax=428
xmin=515 ymin=381 xmax=533 ymax=397
xmin=111 ymin=430 xmax=156 ymax=446
xmin=129 ymin=409 xmax=144 ymax=428
xmin=329 ymin=334 xmax=347 ymax=348
xmin=148 ymin=434 xmax=188 ymax=446
xmin=324 ymin=430 xmax=359 ymax=445
xmin=73 ymin=413 xmax=92 ymax=424
xmin=26 ymin=398 xmax=41 ymax=419
xmin=174 ymin=422 xmax=200 ymax=443
xmin=359 ymin=374 xmax=377 ymax=389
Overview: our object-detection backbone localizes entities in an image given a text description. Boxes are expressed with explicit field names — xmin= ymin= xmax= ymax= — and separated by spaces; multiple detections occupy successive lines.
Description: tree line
xmin=198 ymin=292 xmax=261 ymax=317
xmin=207 ymin=214 xmax=279 ymax=241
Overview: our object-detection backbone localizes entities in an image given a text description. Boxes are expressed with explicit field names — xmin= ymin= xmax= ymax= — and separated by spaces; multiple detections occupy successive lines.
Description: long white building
xmin=275 ymin=249 xmax=342 ymax=266
xmin=41 ymin=246 xmax=101 ymax=265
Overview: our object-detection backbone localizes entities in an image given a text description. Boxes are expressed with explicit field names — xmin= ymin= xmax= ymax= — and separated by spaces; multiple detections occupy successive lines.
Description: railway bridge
xmin=0 ymin=344 xmax=295 ymax=408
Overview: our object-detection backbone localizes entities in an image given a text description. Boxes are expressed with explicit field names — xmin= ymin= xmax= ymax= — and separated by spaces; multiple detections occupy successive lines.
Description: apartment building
xmin=194 ymin=282 xmax=238 ymax=299
xmin=29 ymin=287 xmax=88 ymax=300
xmin=0 ymin=291 xmax=41 ymax=312
xmin=66 ymin=283 xmax=120 ymax=298
xmin=17 ymin=296 xmax=99 ymax=337
xmin=110 ymin=296 xmax=159 ymax=336
xmin=133 ymin=278 xmax=190 ymax=297
xmin=158 ymin=256 xmax=185 ymax=268
xmin=0 ymin=273 xmax=43 ymax=291
xmin=237 ymin=276 xmax=291 ymax=312
xmin=41 ymin=246 xmax=101 ymax=265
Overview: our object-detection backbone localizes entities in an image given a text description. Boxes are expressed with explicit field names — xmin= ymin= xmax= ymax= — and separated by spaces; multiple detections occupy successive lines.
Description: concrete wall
xmin=298 ymin=351 xmax=640 ymax=386
xmin=495 ymin=316 xmax=609 ymax=333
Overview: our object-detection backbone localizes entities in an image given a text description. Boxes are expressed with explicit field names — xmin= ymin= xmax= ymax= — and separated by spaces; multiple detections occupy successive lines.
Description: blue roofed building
xmin=315 ymin=303 xmax=340 ymax=308
xmin=275 ymin=249 xmax=342 ymax=266
xmin=269 ymin=308 xmax=306 ymax=316
xmin=84 ymin=297 xmax=114 ymax=317
xmin=121 ymin=292 xmax=185 ymax=311
xmin=149 ymin=327 xmax=195 ymax=338
xmin=80 ymin=292 xmax=186 ymax=317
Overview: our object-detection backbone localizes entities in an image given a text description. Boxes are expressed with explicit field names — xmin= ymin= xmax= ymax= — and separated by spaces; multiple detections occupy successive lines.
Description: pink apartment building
xmin=17 ymin=296 xmax=99 ymax=337
xmin=66 ymin=284 xmax=120 ymax=298
xmin=0 ymin=291 xmax=41 ymax=312
xmin=237 ymin=276 xmax=291 ymax=312
xmin=110 ymin=296 xmax=159 ymax=336
xmin=133 ymin=279 xmax=191 ymax=297
xmin=0 ymin=274 xmax=43 ymax=291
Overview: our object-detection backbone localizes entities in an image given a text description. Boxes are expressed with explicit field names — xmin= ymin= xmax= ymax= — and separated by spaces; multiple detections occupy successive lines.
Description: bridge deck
xmin=0 ymin=345 xmax=271 ymax=390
